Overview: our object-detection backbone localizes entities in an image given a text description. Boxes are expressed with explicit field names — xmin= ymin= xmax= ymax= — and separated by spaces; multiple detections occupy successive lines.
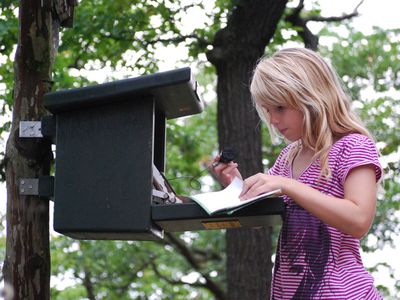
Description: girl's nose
xmin=269 ymin=114 xmax=279 ymax=126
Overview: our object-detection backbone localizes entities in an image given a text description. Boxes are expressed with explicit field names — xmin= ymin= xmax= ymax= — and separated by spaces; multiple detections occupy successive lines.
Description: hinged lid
xmin=44 ymin=67 xmax=203 ymax=119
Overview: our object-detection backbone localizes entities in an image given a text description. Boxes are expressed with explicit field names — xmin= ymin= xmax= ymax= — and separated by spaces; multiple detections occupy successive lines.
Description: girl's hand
xmin=209 ymin=155 xmax=242 ymax=187
xmin=239 ymin=173 xmax=286 ymax=200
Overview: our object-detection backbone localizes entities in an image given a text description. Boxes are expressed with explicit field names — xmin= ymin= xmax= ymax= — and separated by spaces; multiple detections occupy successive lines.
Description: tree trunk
xmin=207 ymin=0 xmax=288 ymax=299
xmin=3 ymin=1 xmax=59 ymax=299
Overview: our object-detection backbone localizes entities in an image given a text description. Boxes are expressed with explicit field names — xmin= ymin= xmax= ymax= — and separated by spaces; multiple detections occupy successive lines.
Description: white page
xmin=190 ymin=177 xmax=280 ymax=215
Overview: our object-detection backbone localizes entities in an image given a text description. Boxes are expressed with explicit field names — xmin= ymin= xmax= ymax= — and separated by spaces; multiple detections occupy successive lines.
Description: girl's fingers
xmin=221 ymin=163 xmax=238 ymax=175
xmin=240 ymin=173 xmax=261 ymax=196
xmin=240 ymin=173 xmax=270 ymax=199
xmin=210 ymin=159 xmax=241 ymax=187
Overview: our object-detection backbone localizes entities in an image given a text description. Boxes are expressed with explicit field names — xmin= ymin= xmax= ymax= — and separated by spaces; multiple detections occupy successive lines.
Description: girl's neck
xmin=298 ymin=140 xmax=315 ymax=156
xmin=291 ymin=142 xmax=315 ymax=180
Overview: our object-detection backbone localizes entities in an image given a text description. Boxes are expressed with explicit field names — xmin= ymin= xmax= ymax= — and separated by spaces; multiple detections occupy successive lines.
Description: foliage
xmin=166 ymin=102 xmax=218 ymax=194
xmin=55 ymin=0 xmax=235 ymax=78
xmin=318 ymin=27 xmax=400 ymax=250
xmin=50 ymin=230 xmax=225 ymax=299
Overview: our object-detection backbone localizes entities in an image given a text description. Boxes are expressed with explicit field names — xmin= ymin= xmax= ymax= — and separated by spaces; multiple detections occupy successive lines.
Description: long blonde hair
xmin=250 ymin=48 xmax=372 ymax=177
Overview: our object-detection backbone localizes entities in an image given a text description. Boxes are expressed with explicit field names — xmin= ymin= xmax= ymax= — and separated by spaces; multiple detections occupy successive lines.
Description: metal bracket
xmin=19 ymin=176 xmax=54 ymax=198
xmin=152 ymin=189 xmax=169 ymax=205
xmin=152 ymin=189 xmax=169 ymax=200
xmin=19 ymin=121 xmax=43 ymax=138
xmin=19 ymin=115 xmax=56 ymax=139
xmin=152 ymin=189 xmax=178 ymax=205
xmin=152 ymin=189 xmax=178 ymax=204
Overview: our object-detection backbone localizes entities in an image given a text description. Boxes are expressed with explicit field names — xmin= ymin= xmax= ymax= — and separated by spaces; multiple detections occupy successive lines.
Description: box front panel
xmin=53 ymin=97 xmax=157 ymax=236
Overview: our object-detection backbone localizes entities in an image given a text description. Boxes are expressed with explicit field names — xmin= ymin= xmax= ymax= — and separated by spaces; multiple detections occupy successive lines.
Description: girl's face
xmin=262 ymin=105 xmax=304 ymax=141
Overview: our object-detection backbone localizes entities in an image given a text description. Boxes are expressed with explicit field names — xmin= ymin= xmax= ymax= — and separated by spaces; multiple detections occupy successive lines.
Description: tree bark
xmin=3 ymin=1 xmax=60 ymax=299
xmin=207 ymin=0 xmax=288 ymax=299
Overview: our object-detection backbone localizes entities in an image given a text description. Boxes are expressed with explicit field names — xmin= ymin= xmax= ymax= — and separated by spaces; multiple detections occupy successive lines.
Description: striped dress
xmin=268 ymin=133 xmax=383 ymax=300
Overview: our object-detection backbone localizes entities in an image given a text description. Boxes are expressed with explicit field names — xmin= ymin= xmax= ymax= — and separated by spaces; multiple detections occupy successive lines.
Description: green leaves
xmin=166 ymin=102 xmax=218 ymax=195
xmin=320 ymin=29 xmax=400 ymax=252
xmin=50 ymin=232 xmax=225 ymax=299
xmin=56 ymin=0 xmax=218 ymax=75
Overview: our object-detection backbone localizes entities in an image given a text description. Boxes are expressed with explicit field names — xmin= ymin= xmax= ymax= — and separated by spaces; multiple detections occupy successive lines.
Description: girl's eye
xmin=261 ymin=106 xmax=270 ymax=114
xmin=274 ymin=105 xmax=286 ymax=113
xmin=262 ymin=105 xmax=285 ymax=114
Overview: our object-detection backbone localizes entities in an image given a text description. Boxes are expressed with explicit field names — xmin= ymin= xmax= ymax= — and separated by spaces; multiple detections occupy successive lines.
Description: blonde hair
xmin=250 ymin=48 xmax=372 ymax=177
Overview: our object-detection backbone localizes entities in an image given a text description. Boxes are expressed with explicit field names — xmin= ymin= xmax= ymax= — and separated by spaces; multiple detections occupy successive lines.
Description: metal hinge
xmin=19 ymin=176 xmax=54 ymax=198
xmin=19 ymin=115 xmax=56 ymax=139
xmin=152 ymin=189 xmax=178 ymax=204
xmin=19 ymin=121 xmax=42 ymax=137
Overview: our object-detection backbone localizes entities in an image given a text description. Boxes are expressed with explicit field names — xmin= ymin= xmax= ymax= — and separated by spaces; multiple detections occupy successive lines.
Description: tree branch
xmin=285 ymin=0 xmax=364 ymax=50
xmin=191 ymin=247 xmax=223 ymax=263
xmin=285 ymin=1 xmax=319 ymax=50
xmin=100 ymin=258 xmax=155 ymax=295
xmin=207 ymin=0 xmax=288 ymax=64
xmin=0 ymin=155 xmax=6 ymax=182
xmin=82 ymin=268 xmax=96 ymax=300
xmin=150 ymin=261 xmax=187 ymax=286
xmin=150 ymin=260 xmax=217 ymax=289
xmin=143 ymin=34 xmax=210 ymax=48
xmin=306 ymin=0 xmax=364 ymax=23
xmin=165 ymin=233 xmax=226 ymax=300
xmin=165 ymin=233 xmax=203 ymax=270
xmin=96 ymin=31 xmax=210 ymax=50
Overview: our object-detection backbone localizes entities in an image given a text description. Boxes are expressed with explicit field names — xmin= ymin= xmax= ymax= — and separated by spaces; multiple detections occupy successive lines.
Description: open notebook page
xmin=189 ymin=177 xmax=281 ymax=215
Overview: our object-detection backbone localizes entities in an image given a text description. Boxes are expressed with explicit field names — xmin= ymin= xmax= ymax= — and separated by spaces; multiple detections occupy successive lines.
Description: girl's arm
xmin=239 ymin=164 xmax=378 ymax=239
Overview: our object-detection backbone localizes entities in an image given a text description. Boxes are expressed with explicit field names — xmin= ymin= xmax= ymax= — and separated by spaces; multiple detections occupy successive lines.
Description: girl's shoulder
xmin=332 ymin=133 xmax=376 ymax=153
xmin=331 ymin=133 xmax=382 ymax=183
xmin=336 ymin=132 xmax=372 ymax=143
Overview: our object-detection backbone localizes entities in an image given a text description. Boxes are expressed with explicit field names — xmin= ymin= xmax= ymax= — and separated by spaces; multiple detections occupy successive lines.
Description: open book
xmin=189 ymin=177 xmax=281 ymax=215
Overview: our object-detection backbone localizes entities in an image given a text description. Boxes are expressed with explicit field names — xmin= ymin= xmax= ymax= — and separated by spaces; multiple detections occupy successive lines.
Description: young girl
xmin=212 ymin=48 xmax=383 ymax=299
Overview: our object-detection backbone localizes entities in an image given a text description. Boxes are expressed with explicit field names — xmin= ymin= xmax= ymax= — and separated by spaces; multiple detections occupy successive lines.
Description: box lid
xmin=44 ymin=67 xmax=204 ymax=119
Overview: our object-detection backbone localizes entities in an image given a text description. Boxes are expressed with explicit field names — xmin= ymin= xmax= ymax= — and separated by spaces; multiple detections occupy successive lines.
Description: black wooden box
xmin=44 ymin=67 xmax=284 ymax=241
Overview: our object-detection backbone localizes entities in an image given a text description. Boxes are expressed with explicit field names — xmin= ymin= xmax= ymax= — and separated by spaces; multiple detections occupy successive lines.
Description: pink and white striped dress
xmin=269 ymin=133 xmax=383 ymax=300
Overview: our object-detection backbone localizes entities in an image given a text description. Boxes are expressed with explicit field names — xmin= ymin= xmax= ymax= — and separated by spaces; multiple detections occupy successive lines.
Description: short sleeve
xmin=337 ymin=135 xmax=382 ymax=185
